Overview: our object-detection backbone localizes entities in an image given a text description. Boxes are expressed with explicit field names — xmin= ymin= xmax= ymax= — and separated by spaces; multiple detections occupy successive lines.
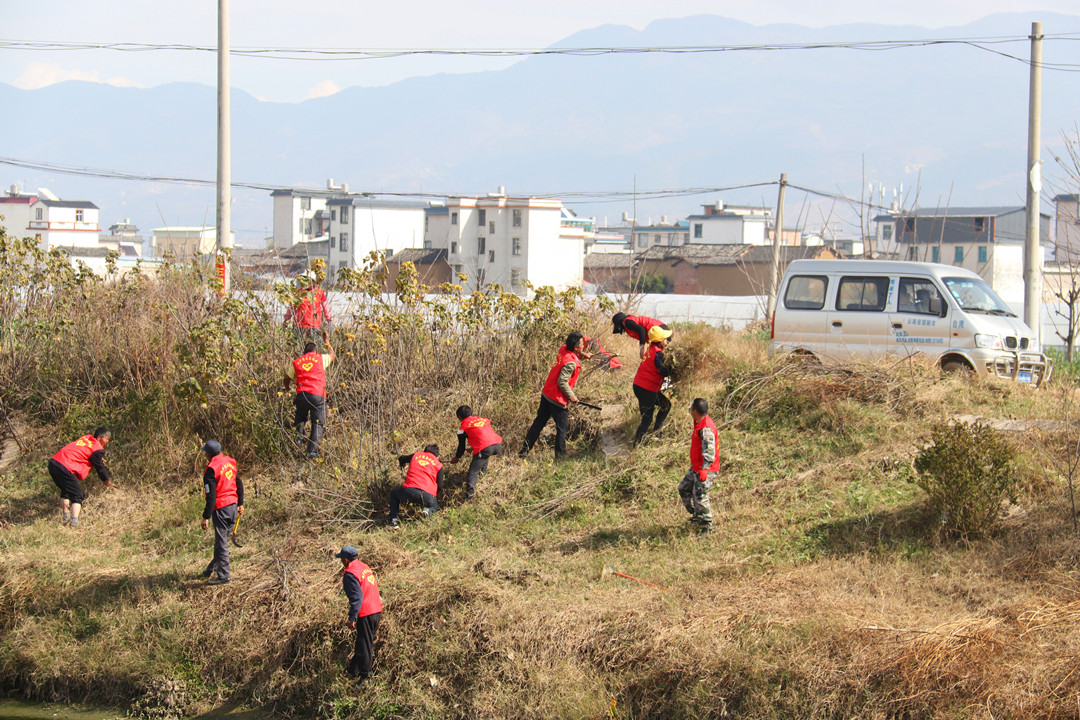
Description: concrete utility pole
xmin=766 ymin=172 xmax=787 ymax=319
xmin=1023 ymin=21 xmax=1043 ymax=339
xmin=216 ymin=0 xmax=232 ymax=293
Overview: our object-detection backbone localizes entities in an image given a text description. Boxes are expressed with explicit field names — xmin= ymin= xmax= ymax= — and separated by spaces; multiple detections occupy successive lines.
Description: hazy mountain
xmin=2 ymin=12 xmax=1078 ymax=245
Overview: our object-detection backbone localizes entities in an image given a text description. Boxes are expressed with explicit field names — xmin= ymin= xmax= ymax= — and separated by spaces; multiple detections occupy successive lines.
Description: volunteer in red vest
xmin=632 ymin=327 xmax=674 ymax=447
xmin=336 ymin=545 xmax=383 ymax=681
xmin=519 ymin=331 xmax=593 ymax=459
xmin=680 ymin=398 xmax=719 ymax=534
xmin=449 ymin=405 xmax=503 ymax=500
xmin=48 ymin=427 xmax=116 ymax=528
xmin=612 ymin=312 xmax=672 ymax=359
xmin=284 ymin=271 xmax=333 ymax=344
xmin=199 ymin=440 xmax=244 ymax=585
xmin=388 ymin=444 xmax=444 ymax=528
xmin=284 ymin=331 xmax=336 ymax=458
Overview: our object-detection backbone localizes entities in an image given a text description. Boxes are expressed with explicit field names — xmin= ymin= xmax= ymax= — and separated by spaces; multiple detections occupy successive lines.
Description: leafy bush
xmin=913 ymin=421 xmax=1018 ymax=537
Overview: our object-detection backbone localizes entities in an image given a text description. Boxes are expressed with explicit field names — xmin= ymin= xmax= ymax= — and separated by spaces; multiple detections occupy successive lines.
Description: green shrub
xmin=913 ymin=421 xmax=1017 ymax=537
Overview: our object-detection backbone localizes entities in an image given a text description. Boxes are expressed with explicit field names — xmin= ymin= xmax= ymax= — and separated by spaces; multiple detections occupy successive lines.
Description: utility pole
xmin=766 ymin=173 xmax=787 ymax=319
xmin=216 ymin=0 xmax=232 ymax=293
xmin=1023 ymin=21 xmax=1043 ymax=338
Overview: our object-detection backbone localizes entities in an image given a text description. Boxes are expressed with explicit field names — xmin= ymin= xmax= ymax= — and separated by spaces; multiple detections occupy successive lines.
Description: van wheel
xmin=791 ymin=351 xmax=820 ymax=366
xmin=941 ymin=359 xmax=974 ymax=375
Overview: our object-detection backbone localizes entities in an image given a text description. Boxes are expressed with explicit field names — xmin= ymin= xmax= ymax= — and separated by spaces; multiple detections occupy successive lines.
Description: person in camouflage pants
xmin=678 ymin=398 xmax=719 ymax=534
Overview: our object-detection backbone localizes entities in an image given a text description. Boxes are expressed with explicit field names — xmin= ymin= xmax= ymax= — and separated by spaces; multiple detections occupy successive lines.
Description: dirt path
xmin=951 ymin=414 xmax=1064 ymax=433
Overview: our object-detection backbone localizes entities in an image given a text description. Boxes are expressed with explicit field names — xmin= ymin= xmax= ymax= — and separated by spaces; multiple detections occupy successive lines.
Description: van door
xmin=828 ymin=275 xmax=892 ymax=362
xmin=776 ymin=273 xmax=830 ymax=356
xmin=888 ymin=276 xmax=950 ymax=359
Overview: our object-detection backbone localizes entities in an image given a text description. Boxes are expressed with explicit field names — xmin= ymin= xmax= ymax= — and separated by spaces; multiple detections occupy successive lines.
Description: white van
xmin=769 ymin=260 xmax=1052 ymax=385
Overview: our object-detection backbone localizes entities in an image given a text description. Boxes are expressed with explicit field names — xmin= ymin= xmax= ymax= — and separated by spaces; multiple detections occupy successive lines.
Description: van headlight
xmin=975 ymin=334 xmax=1002 ymax=349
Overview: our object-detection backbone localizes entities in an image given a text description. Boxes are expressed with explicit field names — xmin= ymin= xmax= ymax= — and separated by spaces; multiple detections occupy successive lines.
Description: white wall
xmin=330 ymin=205 xmax=426 ymax=270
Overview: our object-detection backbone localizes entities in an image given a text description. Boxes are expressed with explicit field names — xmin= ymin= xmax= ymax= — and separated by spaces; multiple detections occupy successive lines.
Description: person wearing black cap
xmin=336 ymin=545 xmax=383 ymax=680
xmin=519 ymin=332 xmax=592 ymax=459
xmin=199 ymin=440 xmax=244 ymax=585
xmin=48 ymin=427 xmax=116 ymax=528
xmin=612 ymin=312 xmax=671 ymax=359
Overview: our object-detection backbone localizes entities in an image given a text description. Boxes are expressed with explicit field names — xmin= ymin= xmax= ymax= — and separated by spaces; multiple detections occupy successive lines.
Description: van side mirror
xmin=929 ymin=296 xmax=944 ymax=316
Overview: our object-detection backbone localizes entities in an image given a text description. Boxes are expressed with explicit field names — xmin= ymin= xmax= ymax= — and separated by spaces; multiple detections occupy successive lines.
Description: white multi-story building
xmin=270 ymin=188 xmax=340 ymax=251
xmin=326 ymin=197 xmax=431 ymax=274
xmin=686 ymin=201 xmax=771 ymax=246
xmin=0 ymin=184 xmax=38 ymax=240
xmin=426 ymin=191 xmax=586 ymax=292
xmin=27 ymin=196 xmax=101 ymax=250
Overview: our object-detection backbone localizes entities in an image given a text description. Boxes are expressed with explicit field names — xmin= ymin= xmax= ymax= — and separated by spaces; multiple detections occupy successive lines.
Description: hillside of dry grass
xmin=3 ymin=247 xmax=1080 ymax=719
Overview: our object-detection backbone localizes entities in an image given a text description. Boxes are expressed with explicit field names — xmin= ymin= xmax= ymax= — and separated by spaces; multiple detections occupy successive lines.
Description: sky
xmin=3 ymin=0 xmax=1075 ymax=103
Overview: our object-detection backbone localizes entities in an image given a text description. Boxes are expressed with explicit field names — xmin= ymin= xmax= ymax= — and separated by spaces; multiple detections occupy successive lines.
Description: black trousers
xmin=388 ymin=486 xmax=438 ymax=520
xmin=465 ymin=443 xmax=501 ymax=497
xmin=48 ymin=459 xmax=84 ymax=504
xmin=633 ymin=384 xmax=671 ymax=444
xmin=294 ymin=392 xmax=327 ymax=455
xmin=348 ymin=611 xmax=382 ymax=679
xmin=522 ymin=397 xmax=570 ymax=457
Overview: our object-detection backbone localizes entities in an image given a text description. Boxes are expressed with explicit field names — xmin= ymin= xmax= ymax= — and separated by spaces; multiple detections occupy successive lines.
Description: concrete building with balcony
xmin=27 ymin=196 xmax=101 ymax=250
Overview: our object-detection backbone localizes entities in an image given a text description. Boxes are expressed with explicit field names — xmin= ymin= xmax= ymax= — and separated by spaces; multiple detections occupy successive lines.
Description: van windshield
xmin=943 ymin=277 xmax=1016 ymax=316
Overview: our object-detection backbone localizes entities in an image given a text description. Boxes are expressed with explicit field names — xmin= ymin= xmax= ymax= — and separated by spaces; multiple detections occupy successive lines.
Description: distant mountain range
xmin=2 ymin=12 xmax=1079 ymax=246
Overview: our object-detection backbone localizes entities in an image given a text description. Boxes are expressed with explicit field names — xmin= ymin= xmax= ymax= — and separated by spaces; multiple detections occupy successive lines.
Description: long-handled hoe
xmin=601 ymin=565 xmax=668 ymax=590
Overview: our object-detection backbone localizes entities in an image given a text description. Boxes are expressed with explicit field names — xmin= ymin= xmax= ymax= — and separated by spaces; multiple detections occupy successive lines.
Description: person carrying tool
xmin=284 ymin=270 xmax=332 ymax=344
xmin=519 ymin=331 xmax=593 ymax=459
xmin=612 ymin=312 xmax=672 ymax=359
xmin=200 ymin=440 xmax=244 ymax=585
xmin=680 ymin=398 xmax=719 ymax=534
xmin=48 ymin=427 xmax=116 ymax=527
xmin=336 ymin=545 xmax=383 ymax=681
xmin=449 ymin=406 xmax=503 ymax=500
xmin=284 ymin=330 xmax=336 ymax=458
xmin=632 ymin=327 xmax=674 ymax=447
xmin=388 ymin=444 xmax=444 ymax=527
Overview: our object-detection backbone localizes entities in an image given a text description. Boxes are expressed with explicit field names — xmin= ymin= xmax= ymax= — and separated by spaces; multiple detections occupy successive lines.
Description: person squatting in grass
xmin=284 ymin=330 xmax=336 ymax=459
xmin=337 ymin=545 xmax=382 ymax=681
xmin=612 ymin=312 xmax=672 ymax=359
xmin=519 ymin=331 xmax=593 ymax=459
xmin=449 ymin=406 xmax=503 ymax=500
xmin=200 ymin=440 xmax=244 ymax=585
xmin=48 ymin=427 xmax=116 ymax=527
xmin=632 ymin=327 xmax=674 ymax=447
xmin=388 ymin=445 xmax=444 ymax=528
xmin=680 ymin=397 xmax=720 ymax=534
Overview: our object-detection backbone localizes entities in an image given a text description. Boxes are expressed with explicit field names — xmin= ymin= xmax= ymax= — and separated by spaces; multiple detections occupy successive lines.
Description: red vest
xmin=624 ymin=315 xmax=663 ymax=342
xmin=344 ymin=559 xmax=383 ymax=618
xmin=294 ymin=288 xmax=325 ymax=329
xmin=292 ymin=352 xmax=326 ymax=396
xmin=404 ymin=452 xmax=442 ymax=496
xmin=459 ymin=416 xmax=502 ymax=455
xmin=206 ymin=454 xmax=239 ymax=509
xmin=540 ymin=346 xmax=581 ymax=407
xmin=690 ymin=415 xmax=721 ymax=475
xmin=633 ymin=344 xmax=665 ymax=392
xmin=52 ymin=435 xmax=104 ymax=481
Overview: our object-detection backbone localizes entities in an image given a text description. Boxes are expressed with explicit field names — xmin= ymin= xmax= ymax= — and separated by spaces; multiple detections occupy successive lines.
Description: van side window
xmin=898 ymin=277 xmax=945 ymax=316
xmin=783 ymin=275 xmax=827 ymax=310
xmin=835 ymin=276 xmax=890 ymax=312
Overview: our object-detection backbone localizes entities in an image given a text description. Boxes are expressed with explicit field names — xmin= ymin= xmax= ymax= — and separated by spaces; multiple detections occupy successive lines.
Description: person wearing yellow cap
xmin=631 ymin=326 xmax=674 ymax=447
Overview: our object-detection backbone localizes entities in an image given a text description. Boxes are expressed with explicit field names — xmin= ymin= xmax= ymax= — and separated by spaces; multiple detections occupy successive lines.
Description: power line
xmin=1 ymin=35 xmax=1079 ymax=70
